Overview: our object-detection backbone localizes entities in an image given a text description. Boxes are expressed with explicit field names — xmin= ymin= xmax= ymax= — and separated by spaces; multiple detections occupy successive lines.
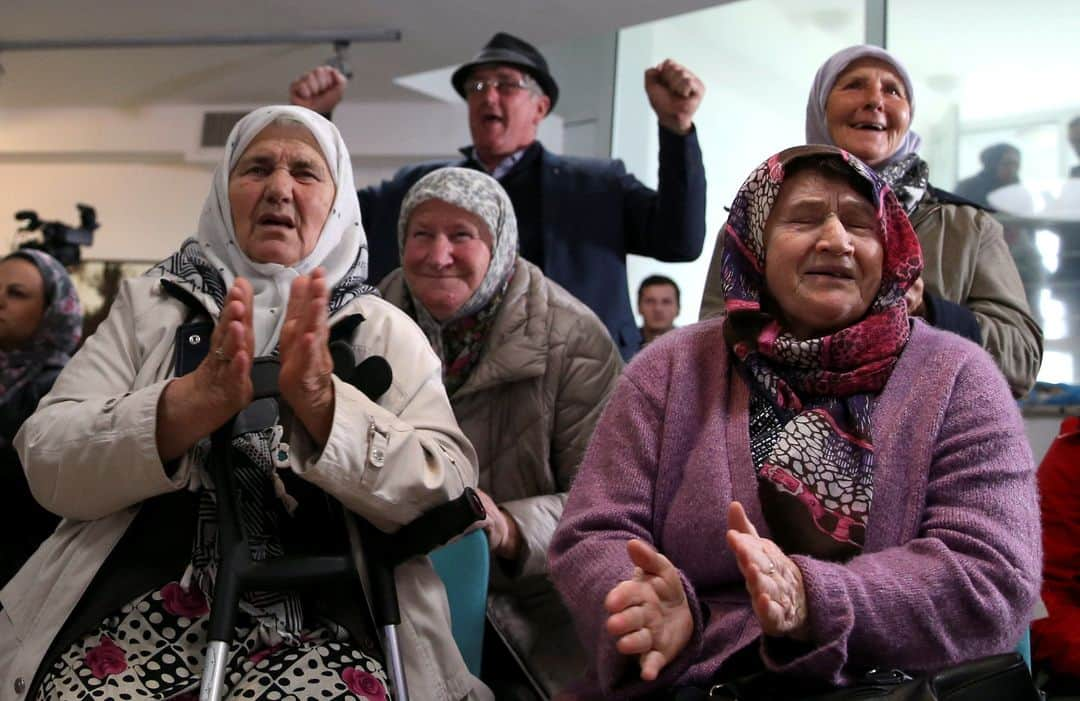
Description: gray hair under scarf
xmin=805 ymin=44 xmax=922 ymax=168
xmin=397 ymin=167 xmax=519 ymax=323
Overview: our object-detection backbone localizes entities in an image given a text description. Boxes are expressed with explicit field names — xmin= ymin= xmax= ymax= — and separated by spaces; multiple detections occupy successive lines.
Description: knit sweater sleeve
xmin=549 ymin=370 xmax=704 ymax=698
xmin=762 ymin=346 xmax=1042 ymax=683
xmin=550 ymin=358 xmax=766 ymax=699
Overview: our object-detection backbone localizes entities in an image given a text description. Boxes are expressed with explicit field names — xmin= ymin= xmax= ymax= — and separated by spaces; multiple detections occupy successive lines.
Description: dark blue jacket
xmin=358 ymin=127 xmax=706 ymax=360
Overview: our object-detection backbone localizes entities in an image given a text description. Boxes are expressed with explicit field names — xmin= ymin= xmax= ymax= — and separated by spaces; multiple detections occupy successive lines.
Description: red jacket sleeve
xmin=1032 ymin=416 xmax=1080 ymax=675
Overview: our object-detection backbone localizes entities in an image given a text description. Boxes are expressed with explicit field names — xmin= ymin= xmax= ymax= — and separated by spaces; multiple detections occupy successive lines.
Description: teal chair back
xmin=1017 ymin=628 xmax=1032 ymax=670
xmin=430 ymin=529 xmax=489 ymax=676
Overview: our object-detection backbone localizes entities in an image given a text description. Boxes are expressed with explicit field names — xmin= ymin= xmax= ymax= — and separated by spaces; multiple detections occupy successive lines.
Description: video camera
xmin=14 ymin=204 xmax=98 ymax=266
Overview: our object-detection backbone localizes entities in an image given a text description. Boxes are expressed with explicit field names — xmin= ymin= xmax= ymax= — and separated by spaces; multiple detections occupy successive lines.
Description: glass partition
xmin=889 ymin=0 xmax=1080 ymax=388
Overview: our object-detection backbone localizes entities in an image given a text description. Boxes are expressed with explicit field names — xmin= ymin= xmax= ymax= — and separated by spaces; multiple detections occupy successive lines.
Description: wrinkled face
xmin=825 ymin=58 xmax=912 ymax=167
xmin=466 ymin=64 xmax=550 ymax=167
xmin=0 ymin=257 xmax=47 ymax=351
xmin=403 ymin=199 xmax=494 ymax=322
xmin=995 ymin=149 xmax=1021 ymax=184
xmin=228 ymin=123 xmax=336 ymax=266
xmin=764 ymin=168 xmax=884 ymax=340
xmin=638 ymin=283 xmax=680 ymax=333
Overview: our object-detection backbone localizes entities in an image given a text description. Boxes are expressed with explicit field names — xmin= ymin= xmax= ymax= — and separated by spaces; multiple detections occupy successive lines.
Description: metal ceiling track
xmin=0 ymin=29 xmax=401 ymax=52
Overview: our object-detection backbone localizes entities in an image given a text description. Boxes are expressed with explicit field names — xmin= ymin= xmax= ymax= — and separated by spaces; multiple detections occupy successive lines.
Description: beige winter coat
xmin=381 ymin=258 xmax=622 ymax=696
xmin=0 ymin=275 xmax=492 ymax=701
xmin=700 ymin=198 xmax=1043 ymax=397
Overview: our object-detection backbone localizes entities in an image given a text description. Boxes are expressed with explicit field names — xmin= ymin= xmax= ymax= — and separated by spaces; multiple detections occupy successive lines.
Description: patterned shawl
xmin=148 ymin=106 xmax=376 ymax=643
xmin=396 ymin=167 xmax=518 ymax=395
xmin=720 ymin=145 xmax=922 ymax=550
xmin=806 ymin=44 xmax=930 ymax=214
xmin=0 ymin=250 xmax=82 ymax=419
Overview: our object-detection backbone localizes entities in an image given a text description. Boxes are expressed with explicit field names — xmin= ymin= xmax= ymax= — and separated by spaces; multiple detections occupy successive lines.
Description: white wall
xmin=543 ymin=32 xmax=618 ymax=160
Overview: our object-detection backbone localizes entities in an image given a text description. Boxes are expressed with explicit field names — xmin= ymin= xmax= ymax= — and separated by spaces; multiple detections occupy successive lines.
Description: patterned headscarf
xmin=806 ymin=45 xmax=929 ymax=214
xmin=0 ymin=250 xmax=82 ymax=415
xmin=153 ymin=105 xmax=374 ymax=354
xmin=148 ymin=106 xmax=376 ymax=644
xmin=720 ymin=145 xmax=922 ymax=550
xmin=397 ymin=167 xmax=519 ymax=394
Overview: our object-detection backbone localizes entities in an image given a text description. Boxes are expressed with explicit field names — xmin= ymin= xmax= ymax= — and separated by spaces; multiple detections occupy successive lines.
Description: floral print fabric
xmin=36 ymin=583 xmax=389 ymax=701
xmin=720 ymin=145 xmax=923 ymax=550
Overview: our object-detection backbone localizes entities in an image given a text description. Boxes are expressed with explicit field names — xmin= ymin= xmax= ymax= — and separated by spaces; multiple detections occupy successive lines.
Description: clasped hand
xmin=157 ymin=270 xmax=336 ymax=462
xmin=602 ymin=502 xmax=809 ymax=682
xmin=726 ymin=501 xmax=810 ymax=640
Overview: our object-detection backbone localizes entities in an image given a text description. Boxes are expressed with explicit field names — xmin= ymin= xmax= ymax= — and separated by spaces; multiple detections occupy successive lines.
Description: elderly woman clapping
xmin=700 ymin=45 xmax=1042 ymax=398
xmin=3 ymin=106 xmax=485 ymax=701
xmin=379 ymin=167 xmax=622 ymax=698
xmin=551 ymin=146 xmax=1040 ymax=697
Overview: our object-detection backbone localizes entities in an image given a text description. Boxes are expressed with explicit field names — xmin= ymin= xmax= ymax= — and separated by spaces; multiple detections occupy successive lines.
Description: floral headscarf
xmin=720 ymin=145 xmax=922 ymax=551
xmin=806 ymin=44 xmax=929 ymax=214
xmin=0 ymin=249 xmax=83 ymax=413
xmin=397 ymin=167 xmax=519 ymax=394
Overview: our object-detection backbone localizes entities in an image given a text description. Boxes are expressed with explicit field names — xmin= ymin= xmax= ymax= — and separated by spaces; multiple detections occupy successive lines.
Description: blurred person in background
xmin=637 ymin=274 xmax=681 ymax=349
xmin=955 ymin=143 xmax=1022 ymax=209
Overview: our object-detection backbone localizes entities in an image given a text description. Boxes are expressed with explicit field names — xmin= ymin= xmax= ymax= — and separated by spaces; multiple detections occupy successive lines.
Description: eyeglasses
xmin=465 ymin=77 xmax=536 ymax=97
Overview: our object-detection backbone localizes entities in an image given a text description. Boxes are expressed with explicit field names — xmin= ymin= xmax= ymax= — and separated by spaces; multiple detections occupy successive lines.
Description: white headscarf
xmin=195 ymin=105 xmax=366 ymax=354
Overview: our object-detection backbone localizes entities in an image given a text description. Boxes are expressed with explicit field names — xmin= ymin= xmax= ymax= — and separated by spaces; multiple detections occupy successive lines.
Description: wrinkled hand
xmin=156 ymin=279 xmax=255 ymax=462
xmin=726 ymin=502 xmax=809 ymax=640
xmin=473 ymin=488 xmax=522 ymax=560
xmin=200 ymin=278 xmax=256 ymax=417
xmin=905 ymin=276 xmax=925 ymax=317
xmin=604 ymin=539 xmax=693 ymax=681
xmin=279 ymin=269 xmax=335 ymax=445
xmin=289 ymin=66 xmax=347 ymax=115
xmin=644 ymin=59 xmax=704 ymax=135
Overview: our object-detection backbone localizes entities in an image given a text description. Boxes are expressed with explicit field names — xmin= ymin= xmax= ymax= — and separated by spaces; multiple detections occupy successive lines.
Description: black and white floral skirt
xmin=35 ymin=582 xmax=389 ymax=701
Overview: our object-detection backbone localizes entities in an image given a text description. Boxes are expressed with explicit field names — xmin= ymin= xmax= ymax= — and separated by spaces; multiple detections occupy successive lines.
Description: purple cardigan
xmin=550 ymin=318 xmax=1041 ymax=699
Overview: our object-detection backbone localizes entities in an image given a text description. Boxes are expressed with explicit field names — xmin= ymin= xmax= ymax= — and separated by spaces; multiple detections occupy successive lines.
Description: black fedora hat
xmin=451 ymin=32 xmax=559 ymax=109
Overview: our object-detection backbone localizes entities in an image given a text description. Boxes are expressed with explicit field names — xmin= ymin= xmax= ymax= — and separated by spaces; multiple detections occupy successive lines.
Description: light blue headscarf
xmin=805 ymin=45 xmax=922 ymax=168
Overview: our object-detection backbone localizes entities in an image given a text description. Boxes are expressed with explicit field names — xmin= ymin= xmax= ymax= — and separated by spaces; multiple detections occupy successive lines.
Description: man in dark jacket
xmin=290 ymin=32 xmax=706 ymax=360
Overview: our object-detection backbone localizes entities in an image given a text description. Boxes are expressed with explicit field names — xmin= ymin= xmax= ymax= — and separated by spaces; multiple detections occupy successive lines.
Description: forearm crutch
xmin=198 ymin=354 xmax=484 ymax=701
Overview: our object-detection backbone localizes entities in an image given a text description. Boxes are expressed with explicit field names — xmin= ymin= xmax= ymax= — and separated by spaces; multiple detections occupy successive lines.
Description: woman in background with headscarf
xmin=0 ymin=249 xmax=82 ymax=587
xmin=380 ymin=167 xmax=622 ymax=699
xmin=3 ymin=106 xmax=484 ymax=701
xmin=700 ymin=45 xmax=1042 ymax=398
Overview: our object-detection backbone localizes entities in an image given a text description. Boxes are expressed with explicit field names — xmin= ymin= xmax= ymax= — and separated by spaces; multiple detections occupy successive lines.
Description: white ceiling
xmin=0 ymin=0 xmax=726 ymax=109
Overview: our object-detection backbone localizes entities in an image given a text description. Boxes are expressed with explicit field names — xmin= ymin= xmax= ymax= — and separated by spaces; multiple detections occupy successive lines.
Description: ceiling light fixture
xmin=0 ymin=28 xmax=400 ymax=52
xmin=0 ymin=29 xmax=400 ymax=81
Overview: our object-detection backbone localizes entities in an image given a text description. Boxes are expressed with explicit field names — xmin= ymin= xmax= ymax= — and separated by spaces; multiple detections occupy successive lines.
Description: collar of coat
xmin=380 ymin=258 xmax=549 ymax=398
